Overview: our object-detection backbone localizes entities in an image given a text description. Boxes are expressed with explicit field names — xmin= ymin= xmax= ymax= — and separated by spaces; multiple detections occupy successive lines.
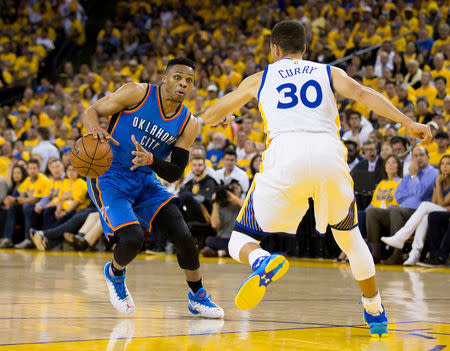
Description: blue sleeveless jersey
xmin=107 ymin=84 xmax=191 ymax=173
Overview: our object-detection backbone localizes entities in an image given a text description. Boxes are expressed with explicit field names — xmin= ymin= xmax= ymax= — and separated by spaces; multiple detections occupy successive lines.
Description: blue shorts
xmin=87 ymin=167 xmax=175 ymax=240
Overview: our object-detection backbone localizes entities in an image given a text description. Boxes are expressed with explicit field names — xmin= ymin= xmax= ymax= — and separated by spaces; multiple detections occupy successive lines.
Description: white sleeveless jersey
xmin=258 ymin=59 xmax=339 ymax=141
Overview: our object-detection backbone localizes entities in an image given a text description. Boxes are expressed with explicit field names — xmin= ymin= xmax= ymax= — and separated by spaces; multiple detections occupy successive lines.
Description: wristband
xmin=212 ymin=116 xmax=227 ymax=127
xmin=90 ymin=127 xmax=102 ymax=132
xmin=147 ymin=152 xmax=154 ymax=166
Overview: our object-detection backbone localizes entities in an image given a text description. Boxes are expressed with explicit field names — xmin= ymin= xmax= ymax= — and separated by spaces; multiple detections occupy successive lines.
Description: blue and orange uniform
xmin=87 ymin=84 xmax=191 ymax=239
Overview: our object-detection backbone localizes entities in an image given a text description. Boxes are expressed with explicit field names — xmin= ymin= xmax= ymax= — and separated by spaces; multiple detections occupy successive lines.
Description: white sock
xmin=248 ymin=248 xmax=270 ymax=267
xmin=362 ymin=291 xmax=383 ymax=315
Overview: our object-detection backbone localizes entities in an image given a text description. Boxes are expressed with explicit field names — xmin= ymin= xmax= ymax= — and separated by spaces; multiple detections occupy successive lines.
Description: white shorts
xmin=235 ymin=132 xmax=356 ymax=236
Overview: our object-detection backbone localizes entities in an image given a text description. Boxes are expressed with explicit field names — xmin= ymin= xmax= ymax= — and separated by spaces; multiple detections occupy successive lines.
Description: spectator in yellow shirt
xmin=0 ymin=159 xmax=50 ymax=249
xmin=415 ymin=71 xmax=437 ymax=105
xmin=34 ymin=159 xmax=65 ymax=229
xmin=429 ymin=131 xmax=450 ymax=167
xmin=431 ymin=23 xmax=450 ymax=55
xmin=432 ymin=76 xmax=448 ymax=115
xmin=53 ymin=164 xmax=90 ymax=225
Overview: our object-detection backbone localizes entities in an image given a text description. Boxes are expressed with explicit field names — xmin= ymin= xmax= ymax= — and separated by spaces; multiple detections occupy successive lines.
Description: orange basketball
xmin=70 ymin=134 xmax=113 ymax=178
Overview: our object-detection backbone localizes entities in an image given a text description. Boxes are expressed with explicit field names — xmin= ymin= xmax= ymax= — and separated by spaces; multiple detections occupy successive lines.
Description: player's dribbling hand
xmin=130 ymin=135 xmax=153 ymax=170
xmin=85 ymin=127 xmax=119 ymax=145
xmin=408 ymin=122 xmax=433 ymax=145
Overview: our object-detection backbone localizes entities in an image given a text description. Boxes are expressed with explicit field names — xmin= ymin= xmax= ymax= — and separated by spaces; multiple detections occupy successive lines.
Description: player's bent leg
xmin=229 ymin=230 xmax=289 ymax=310
xmin=104 ymin=224 xmax=144 ymax=314
xmin=331 ymin=227 xmax=388 ymax=337
xmin=153 ymin=203 xmax=224 ymax=319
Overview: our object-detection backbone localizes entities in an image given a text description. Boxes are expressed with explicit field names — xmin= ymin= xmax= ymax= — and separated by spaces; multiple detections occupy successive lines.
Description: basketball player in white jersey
xmin=203 ymin=20 xmax=432 ymax=337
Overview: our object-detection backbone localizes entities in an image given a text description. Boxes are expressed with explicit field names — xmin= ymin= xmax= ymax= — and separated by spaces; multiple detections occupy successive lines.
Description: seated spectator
xmin=352 ymin=139 xmax=383 ymax=183
xmin=179 ymin=155 xmax=217 ymax=224
xmin=366 ymin=146 xmax=438 ymax=264
xmin=381 ymin=155 xmax=450 ymax=265
xmin=341 ymin=109 xmax=374 ymax=145
xmin=343 ymin=139 xmax=364 ymax=170
xmin=64 ymin=212 xmax=103 ymax=251
xmin=213 ymin=149 xmax=249 ymax=196
xmin=237 ymin=140 xmax=257 ymax=170
xmin=432 ymin=76 xmax=447 ymax=115
xmin=417 ymin=211 xmax=450 ymax=267
xmin=247 ymin=153 xmax=262 ymax=184
xmin=0 ymin=159 xmax=50 ymax=248
xmin=206 ymin=132 xmax=226 ymax=168
xmin=201 ymin=179 xmax=244 ymax=257
xmin=390 ymin=136 xmax=412 ymax=175
xmin=355 ymin=155 xmax=403 ymax=262
xmin=30 ymin=207 xmax=97 ymax=251
xmin=183 ymin=145 xmax=214 ymax=182
xmin=32 ymin=127 xmax=60 ymax=172
xmin=429 ymin=131 xmax=450 ymax=167
xmin=34 ymin=159 xmax=65 ymax=229
xmin=51 ymin=164 xmax=90 ymax=227
xmin=0 ymin=164 xmax=28 ymax=248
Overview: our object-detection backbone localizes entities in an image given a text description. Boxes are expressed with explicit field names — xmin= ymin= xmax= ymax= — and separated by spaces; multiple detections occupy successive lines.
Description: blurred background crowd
xmin=0 ymin=0 xmax=449 ymax=267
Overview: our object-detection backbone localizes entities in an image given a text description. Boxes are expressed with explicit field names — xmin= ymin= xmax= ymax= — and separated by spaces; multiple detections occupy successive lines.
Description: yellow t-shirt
xmin=370 ymin=178 xmax=401 ymax=208
xmin=18 ymin=174 xmax=50 ymax=198
xmin=45 ymin=178 xmax=64 ymax=205
xmin=429 ymin=147 xmax=450 ymax=166
xmin=415 ymin=85 xmax=438 ymax=105
xmin=0 ymin=156 xmax=10 ymax=177
xmin=58 ymin=178 xmax=89 ymax=211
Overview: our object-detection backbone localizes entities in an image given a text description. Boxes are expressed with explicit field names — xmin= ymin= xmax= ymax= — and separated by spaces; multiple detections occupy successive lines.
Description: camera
xmin=215 ymin=182 xmax=235 ymax=207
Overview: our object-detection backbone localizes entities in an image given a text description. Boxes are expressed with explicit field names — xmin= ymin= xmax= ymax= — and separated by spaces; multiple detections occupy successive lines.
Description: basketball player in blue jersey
xmin=80 ymin=58 xmax=223 ymax=318
xmin=202 ymin=21 xmax=433 ymax=336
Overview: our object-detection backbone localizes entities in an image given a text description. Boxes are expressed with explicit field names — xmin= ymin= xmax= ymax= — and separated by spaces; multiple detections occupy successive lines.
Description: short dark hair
xmin=223 ymin=149 xmax=237 ymax=159
xmin=435 ymin=75 xmax=447 ymax=85
xmin=28 ymin=158 xmax=40 ymax=168
xmin=270 ymin=20 xmax=306 ymax=55
xmin=435 ymin=131 xmax=449 ymax=139
xmin=166 ymin=57 xmax=195 ymax=72
xmin=390 ymin=136 xmax=409 ymax=149
xmin=37 ymin=127 xmax=50 ymax=140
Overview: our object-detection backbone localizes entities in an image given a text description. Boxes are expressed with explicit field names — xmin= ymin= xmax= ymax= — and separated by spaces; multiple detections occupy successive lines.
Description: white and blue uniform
xmin=236 ymin=59 xmax=356 ymax=236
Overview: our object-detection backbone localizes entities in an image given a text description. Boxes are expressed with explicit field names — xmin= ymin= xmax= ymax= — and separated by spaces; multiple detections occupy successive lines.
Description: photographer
xmin=201 ymin=179 xmax=244 ymax=257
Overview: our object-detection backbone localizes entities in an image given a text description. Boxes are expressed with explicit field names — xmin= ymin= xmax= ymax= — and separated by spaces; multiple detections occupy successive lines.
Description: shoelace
xmin=196 ymin=293 xmax=213 ymax=303
xmin=112 ymin=277 xmax=128 ymax=300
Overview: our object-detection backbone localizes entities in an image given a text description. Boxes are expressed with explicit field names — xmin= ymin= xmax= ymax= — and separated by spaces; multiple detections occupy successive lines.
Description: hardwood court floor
xmin=0 ymin=249 xmax=449 ymax=350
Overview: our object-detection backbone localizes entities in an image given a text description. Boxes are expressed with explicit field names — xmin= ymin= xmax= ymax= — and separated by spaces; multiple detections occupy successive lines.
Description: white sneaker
xmin=381 ymin=236 xmax=404 ymax=249
xmin=403 ymin=250 xmax=420 ymax=266
xmin=188 ymin=288 xmax=224 ymax=319
xmin=103 ymin=262 xmax=135 ymax=314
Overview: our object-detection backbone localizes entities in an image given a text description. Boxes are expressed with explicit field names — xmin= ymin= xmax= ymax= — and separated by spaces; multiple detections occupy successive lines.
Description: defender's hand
xmin=221 ymin=115 xmax=235 ymax=129
xmin=84 ymin=127 xmax=119 ymax=145
xmin=130 ymin=135 xmax=153 ymax=170
xmin=407 ymin=122 xmax=433 ymax=145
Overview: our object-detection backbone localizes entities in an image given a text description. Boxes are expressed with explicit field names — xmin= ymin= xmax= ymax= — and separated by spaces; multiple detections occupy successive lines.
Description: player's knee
xmin=113 ymin=224 xmax=145 ymax=266
xmin=228 ymin=230 xmax=259 ymax=262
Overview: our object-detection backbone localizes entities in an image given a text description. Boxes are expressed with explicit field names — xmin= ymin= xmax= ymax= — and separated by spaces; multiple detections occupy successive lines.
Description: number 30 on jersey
xmin=276 ymin=80 xmax=323 ymax=109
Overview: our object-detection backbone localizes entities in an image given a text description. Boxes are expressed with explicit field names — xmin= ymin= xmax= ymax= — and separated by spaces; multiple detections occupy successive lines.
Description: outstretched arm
xmin=202 ymin=71 xmax=263 ymax=126
xmin=330 ymin=66 xmax=432 ymax=144
xmin=81 ymin=82 xmax=147 ymax=144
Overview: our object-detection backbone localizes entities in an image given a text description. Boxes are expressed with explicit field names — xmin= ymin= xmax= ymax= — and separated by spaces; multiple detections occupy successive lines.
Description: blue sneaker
xmin=364 ymin=305 xmax=388 ymax=337
xmin=188 ymin=288 xmax=224 ymax=319
xmin=235 ymin=254 xmax=289 ymax=310
xmin=103 ymin=262 xmax=135 ymax=314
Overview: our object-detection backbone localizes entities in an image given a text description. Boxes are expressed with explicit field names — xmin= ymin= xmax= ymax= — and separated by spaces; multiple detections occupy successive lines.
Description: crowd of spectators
xmin=0 ymin=0 xmax=449 ymax=266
